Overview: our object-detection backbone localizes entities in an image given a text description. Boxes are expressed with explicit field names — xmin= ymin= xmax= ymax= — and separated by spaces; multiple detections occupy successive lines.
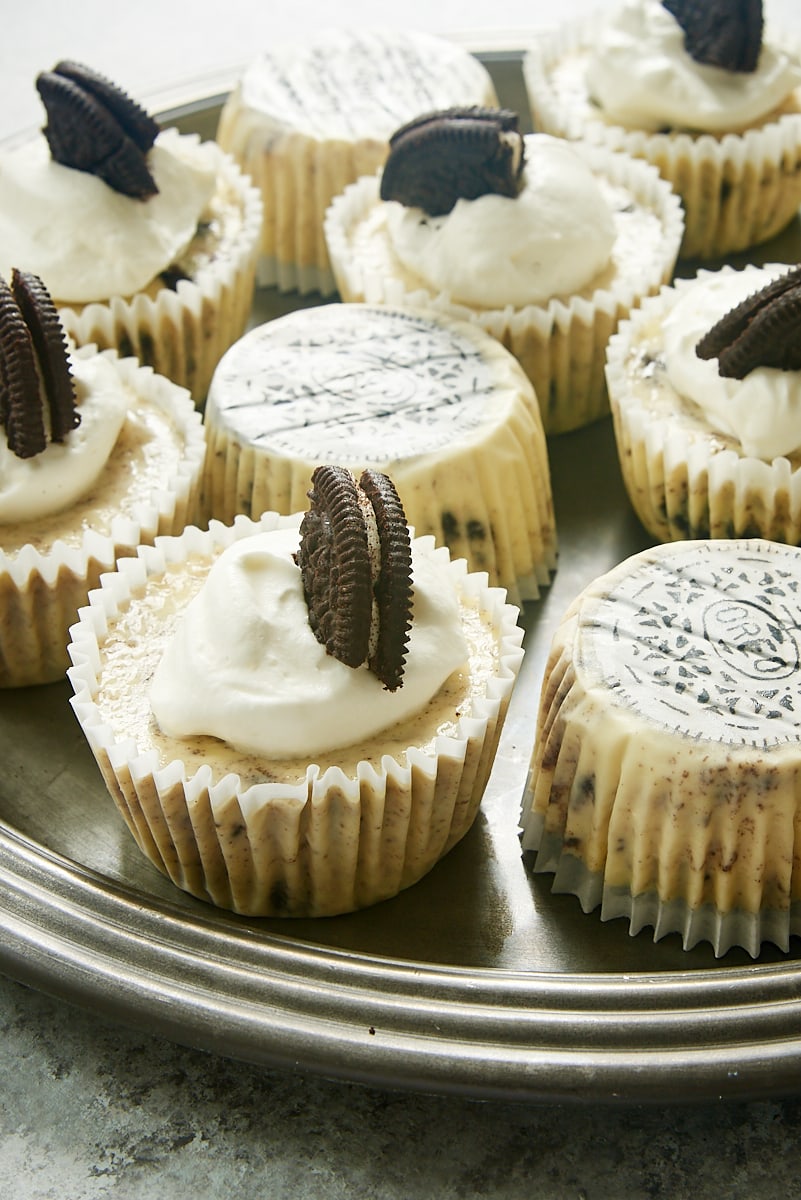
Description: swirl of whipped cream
xmin=585 ymin=0 xmax=801 ymax=133
xmin=662 ymin=266 xmax=801 ymax=459
xmin=384 ymin=134 xmax=615 ymax=308
xmin=149 ymin=527 xmax=470 ymax=758
xmin=0 ymin=350 xmax=128 ymax=523
xmin=0 ymin=128 xmax=217 ymax=303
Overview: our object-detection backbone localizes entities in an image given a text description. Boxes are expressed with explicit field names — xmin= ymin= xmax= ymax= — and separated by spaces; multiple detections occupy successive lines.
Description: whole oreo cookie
xmin=36 ymin=60 xmax=160 ymax=199
xmin=296 ymin=465 xmax=413 ymax=690
xmin=695 ymin=264 xmax=801 ymax=377
xmin=0 ymin=269 xmax=78 ymax=459
xmin=379 ymin=106 xmax=525 ymax=216
xmin=662 ymin=0 xmax=763 ymax=73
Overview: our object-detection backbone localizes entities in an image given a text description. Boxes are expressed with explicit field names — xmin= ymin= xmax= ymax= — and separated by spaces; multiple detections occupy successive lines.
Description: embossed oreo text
xmin=704 ymin=599 xmax=799 ymax=681
xmin=588 ymin=545 xmax=801 ymax=746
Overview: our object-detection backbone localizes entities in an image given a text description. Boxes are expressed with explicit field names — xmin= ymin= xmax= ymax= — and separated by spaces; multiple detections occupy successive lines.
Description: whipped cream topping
xmin=585 ymin=0 xmax=801 ymax=133
xmin=0 ymin=350 xmax=128 ymax=523
xmin=662 ymin=265 xmax=801 ymax=460
xmin=384 ymin=134 xmax=616 ymax=308
xmin=234 ymin=30 xmax=494 ymax=141
xmin=0 ymin=128 xmax=217 ymax=303
xmin=149 ymin=526 xmax=470 ymax=758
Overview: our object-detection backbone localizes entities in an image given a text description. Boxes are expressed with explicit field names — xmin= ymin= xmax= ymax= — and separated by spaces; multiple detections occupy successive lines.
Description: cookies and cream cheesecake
xmin=67 ymin=467 xmax=525 ymax=918
xmin=201 ymin=301 xmax=557 ymax=606
xmin=324 ymin=108 xmax=683 ymax=433
xmin=0 ymin=268 xmax=205 ymax=686
xmin=606 ymin=261 xmax=801 ymax=543
xmin=522 ymin=536 xmax=801 ymax=957
xmin=522 ymin=0 xmax=801 ymax=259
xmin=0 ymin=61 xmax=262 ymax=402
xmin=215 ymin=30 xmax=498 ymax=296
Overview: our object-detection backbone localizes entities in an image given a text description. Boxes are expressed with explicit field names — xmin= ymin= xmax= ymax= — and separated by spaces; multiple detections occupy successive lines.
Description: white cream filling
xmin=0 ymin=351 xmax=128 ymax=523
xmin=384 ymin=134 xmax=615 ymax=308
xmin=585 ymin=0 xmax=801 ymax=132
xmin=662 ymin=265 xmax=801 ymax=460
xmin=149 ymin=527 xmax=469 ymax=759
xmin=0 ymin=128 xmax=217 ymax=303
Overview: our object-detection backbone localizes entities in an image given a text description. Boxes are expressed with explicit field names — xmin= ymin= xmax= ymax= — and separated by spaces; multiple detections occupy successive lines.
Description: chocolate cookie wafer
xmin=296 ymin=465 xmax=413 ymax=690
xmin=696 ymin=263 xmax=801 ymax=377
xmin=662 ymin=0 xmax=763 ymax=74
xmin=36 ymin=60 xmax=159 ymax=198
xmin=379 ymin=106 xmax=525 ymax=216
xmin=0 ymin=268 xmax=78 ymax=459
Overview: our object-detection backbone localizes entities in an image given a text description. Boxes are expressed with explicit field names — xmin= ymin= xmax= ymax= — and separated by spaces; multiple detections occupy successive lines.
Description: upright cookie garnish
xmin=379 ymin=106 xmax=525 ymax=216
xmin=0 ymin=269 xmax=79 ymax=459
xmin=36 ymin=60 xmax=160 ymax=199
xmin=662 ymin=0 xmax=763 ymax=73
xmin=296 ymin=465 xmax=413 ymax=690
xmin=695 ymin=265 xmax=801 ymax=378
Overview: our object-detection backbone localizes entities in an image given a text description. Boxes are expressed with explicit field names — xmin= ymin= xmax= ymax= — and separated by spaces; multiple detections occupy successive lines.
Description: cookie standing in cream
xmin=67 ymin=510 xmax=525 ymax=917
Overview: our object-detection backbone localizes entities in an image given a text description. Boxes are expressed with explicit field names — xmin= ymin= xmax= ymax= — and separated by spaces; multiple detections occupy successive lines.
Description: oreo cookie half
xmin=662 ymin=0 xmax=763 ymax=73
xmin=695 ymin=265 xmax=801 ymax=378
xmin=36 ymin=60 xmax=160 ymax=199
xmin=0 ymin=269 xmax=79 ymax=459
xmin=296 ymin=465 xmax=413 ymax=690
xmin=379 ymin=106 xmax=525 ymax=216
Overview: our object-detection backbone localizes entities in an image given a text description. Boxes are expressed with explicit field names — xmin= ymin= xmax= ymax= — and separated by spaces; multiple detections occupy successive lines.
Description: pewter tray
xmin=3 ymin=50 xmax=801 ymax=1104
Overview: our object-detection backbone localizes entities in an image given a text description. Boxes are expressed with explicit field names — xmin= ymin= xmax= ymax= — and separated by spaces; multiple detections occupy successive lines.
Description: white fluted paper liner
xmin=0 ymin=347 xmax=205 ymax=687
xmin=58 ymin=143 xmax=262 ymax=403
xmin=522 ymin=16 xmax=801 ymax=260
xmin=605 ymin=270 xmax=801 ymax=544
xmin=521 ymin=539 xmax=801 ymax=957
xmin=323 ymin=142 xmax=683 ymax=434
xmin=66 ymin=512 xmax=524 ymax=917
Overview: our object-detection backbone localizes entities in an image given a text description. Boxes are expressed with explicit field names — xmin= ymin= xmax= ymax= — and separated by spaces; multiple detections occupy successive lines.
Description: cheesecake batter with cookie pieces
xmin=522 ymin=537 xmax=801 ymax=957
xmin=201 ymin=302 xmax=556 ymax=606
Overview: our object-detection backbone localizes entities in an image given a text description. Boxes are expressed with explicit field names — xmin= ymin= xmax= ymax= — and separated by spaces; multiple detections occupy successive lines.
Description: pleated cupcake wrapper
xmin=521 ymin=627 xmax=801 ymax=958
xmin=58 ymin=143 xmax=263 ymax=403
xmin=323 ymin=144 xmax=683 ymax=435
xmin=200 ymin=316 xmax=558 ymax=606
xmin=526 ymin=821 xmax=800 ymax=959
xmin=67 ymin=512 xmax=525 ymax=917
xmin=216 ymin=80 xmax=499 ymax=298
xmin=605 ymin=274 xmax=801 ymax=544
xmin=0 ymin=348 xmax=206 ymax=688
xmin=522 ymin=18 xmax=801 ymax=260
